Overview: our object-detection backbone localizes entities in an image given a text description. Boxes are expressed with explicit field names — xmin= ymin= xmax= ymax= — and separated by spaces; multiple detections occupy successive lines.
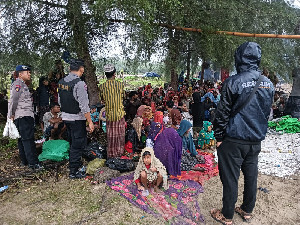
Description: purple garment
xmin=147 ymin=122 xmax=163 ymax=142
xmin=154 ymin=128 xmax=182 ymax=176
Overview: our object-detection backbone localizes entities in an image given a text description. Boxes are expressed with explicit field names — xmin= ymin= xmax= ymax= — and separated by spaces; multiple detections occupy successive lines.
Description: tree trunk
xmin=166 ymin=29 xmax=180 ymax=90
xmin=186 ymin=42 xmax=191 ymax=81
xmin=67 ymin=0 xmax=99 ymax=106
xmin=200 ymin=60 xmax=205 ymax=84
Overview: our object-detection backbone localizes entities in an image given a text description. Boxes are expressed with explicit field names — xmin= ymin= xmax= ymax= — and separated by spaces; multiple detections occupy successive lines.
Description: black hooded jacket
xmin=213 ymin=42 xmax=275 ymax=142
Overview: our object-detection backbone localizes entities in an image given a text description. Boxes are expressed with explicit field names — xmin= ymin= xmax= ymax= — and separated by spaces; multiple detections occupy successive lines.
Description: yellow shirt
xmin=99 ymin=79 xmax=125 ymax=121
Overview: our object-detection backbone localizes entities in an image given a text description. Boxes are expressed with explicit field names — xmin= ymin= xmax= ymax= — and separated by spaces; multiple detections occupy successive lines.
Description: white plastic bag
xmin=2 ymin=119 xmax=20 ymax=139
xmin=2 ymin=120 xmax=9 ymax=137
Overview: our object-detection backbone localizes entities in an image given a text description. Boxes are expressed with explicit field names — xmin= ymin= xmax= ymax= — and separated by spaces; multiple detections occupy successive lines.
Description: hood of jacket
xmin=177 ymin=120 xmax=192 ymax=137
xmin=235 ymin=42 xmax=261 ymax=73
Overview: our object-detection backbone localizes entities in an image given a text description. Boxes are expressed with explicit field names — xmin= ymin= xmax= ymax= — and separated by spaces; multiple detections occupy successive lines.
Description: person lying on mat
xmin=134 ymin=147 xmax=169 ymax=196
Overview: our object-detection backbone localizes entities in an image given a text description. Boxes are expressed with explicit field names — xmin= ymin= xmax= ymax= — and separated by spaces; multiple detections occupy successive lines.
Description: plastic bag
xmin=83 ymin=142 xmax=107 ymax=160
xmin=2 ymin=119 xmax=20 ymax=139
xmin=38 ymin=140 xmax=70 ymax=161
xmin=86 ymin=158 xmax=106 ymax=175
xmin=106 ymin=158 xmax=135 ymax=172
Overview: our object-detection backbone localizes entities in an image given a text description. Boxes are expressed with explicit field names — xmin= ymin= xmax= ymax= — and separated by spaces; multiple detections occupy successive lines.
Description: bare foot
xmin=154 ymin=186 xmax=161 ymax=193
xmin=138 ymin=186 xmax=145 ymax=191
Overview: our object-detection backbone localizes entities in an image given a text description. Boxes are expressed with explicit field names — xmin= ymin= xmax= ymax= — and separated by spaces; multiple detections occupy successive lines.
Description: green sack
xmin=38 ymin=140 xmax=70 ymax=161
xmin=268 ymin=115 xmax=300 ymax=133
xmin=86 ymin=158 xmax=106 ymax=175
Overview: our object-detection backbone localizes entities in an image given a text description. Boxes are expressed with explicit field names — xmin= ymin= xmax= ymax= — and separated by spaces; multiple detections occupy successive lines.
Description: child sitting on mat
xmin=198 ymin=121 xmax=216 ymax=150
xmin=134 ymin=147 xmax=168 ymax=196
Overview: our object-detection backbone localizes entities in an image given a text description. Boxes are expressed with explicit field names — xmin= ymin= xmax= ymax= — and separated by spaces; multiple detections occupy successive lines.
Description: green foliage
xmin=0 ymin=0 xmax=299 ymax=88
xmin=96 ymin=0 xmax=300 ymax=81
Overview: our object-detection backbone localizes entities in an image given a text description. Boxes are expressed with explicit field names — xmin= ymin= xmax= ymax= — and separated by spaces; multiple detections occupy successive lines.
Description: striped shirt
xmin=99 ymin=79 xmax=125 ymax=121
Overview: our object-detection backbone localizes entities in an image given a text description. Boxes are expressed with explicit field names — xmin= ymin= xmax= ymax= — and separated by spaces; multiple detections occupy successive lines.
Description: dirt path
xmin=1 ymin=169 xmax=299 ymax=225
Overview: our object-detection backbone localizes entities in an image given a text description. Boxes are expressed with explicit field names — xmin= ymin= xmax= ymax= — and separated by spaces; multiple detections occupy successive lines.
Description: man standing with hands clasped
xmin=99 ymin=64 xmax=126 ymax=158
xmin=58 ymin=59 xmax=94 ymax=179
xmin=211 ymin=42 xmax=274 ymax=225
xmin=8 ymin=65 xmax=43 ymax=171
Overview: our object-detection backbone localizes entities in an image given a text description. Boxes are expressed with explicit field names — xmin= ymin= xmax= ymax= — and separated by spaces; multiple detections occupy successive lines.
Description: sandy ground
xmin=0 ymin=169 xmax=299 ymax=225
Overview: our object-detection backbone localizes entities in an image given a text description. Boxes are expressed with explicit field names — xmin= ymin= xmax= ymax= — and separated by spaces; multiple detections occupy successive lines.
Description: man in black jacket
xmin=210 ymin=42 xmax=274 ymax=225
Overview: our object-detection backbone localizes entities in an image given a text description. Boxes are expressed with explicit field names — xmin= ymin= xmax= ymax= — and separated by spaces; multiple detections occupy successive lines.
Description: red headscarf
xmin=154 ymin=111 xmax=164 ymax=125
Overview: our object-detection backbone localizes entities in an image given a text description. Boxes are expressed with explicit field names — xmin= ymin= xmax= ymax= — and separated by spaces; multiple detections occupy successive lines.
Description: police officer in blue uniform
xmin=8 ymin=65 xmax=43 ymax=170
xmin=58 ymin=59 xmax=94 ymax=179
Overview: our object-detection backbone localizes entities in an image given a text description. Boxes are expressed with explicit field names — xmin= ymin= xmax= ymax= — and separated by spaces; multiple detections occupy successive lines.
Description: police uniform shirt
xmin=58 ymin=73 xmax=90 ymax=121
xmin=8 ymin=78 xmax=34 ymax=119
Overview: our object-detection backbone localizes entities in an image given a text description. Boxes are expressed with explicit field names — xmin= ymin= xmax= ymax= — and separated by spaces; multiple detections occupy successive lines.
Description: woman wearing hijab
xmin=142 ymin=106 xmax=153 ymax=127
xmin=153 ymin=128 xmax=182 ymax=176
xmin=137 ymin=105 xmax=146 ymax=117
xmin=146 ymin=122 xmax=164 ymax=148
xmin=190 ymin=92 xmax=204 ymax=135
xmin=170 ymin=108 xmax=182 ymax=130
xmin=153 ymin=111 xmax=164 ymax=125
xmin=125 ymin=117 xmax=143 ymax=155
xmin=154 ymin=120 xmax=205 ymax=176
xmin=198 ymin=121 xmax=215 ymax=149
xmin=177 ymin=120 xmax=205 ymax=172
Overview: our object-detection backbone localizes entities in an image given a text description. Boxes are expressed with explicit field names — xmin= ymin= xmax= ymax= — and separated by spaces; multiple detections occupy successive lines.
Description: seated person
xmin=177 ymin=120 xmax=206 ymax=172
xmin=125 ymin=91 xmax=141 ymax=122
xmin=198 ymin=121 xmax=215 ymax=150
xmin=163 ymin=111 xmax=170 ymax=127
xmin=170 ymin=108 xmax=182 ymax=130
xmin=125 ymin=117 xmax=143 ymax=156
xmin=146 ymin=121 xmax=163 ymax=148
xmin=181 ymin=103 xmax=193 ymax=135
xmin=99 ymin=106 xmax=106 ymax=133
xmin=43 ymin=103 xmax=66 ymax=140
xmin=90 ymin=105 xmax=100 ymax=127
xmin=134 ymin=147 xmax=168 ymax=196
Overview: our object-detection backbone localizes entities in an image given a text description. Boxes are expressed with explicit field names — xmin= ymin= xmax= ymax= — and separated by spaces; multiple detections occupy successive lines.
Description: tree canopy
xmin=0 ymin=0 xmax=299 ymax=103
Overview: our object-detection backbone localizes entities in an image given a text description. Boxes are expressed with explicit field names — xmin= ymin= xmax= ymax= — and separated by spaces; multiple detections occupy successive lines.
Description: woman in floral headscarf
xmin=142 ymin=106 xmax=153 ymax=127
xmin=197 ymin=121 xmax=215 ymax=149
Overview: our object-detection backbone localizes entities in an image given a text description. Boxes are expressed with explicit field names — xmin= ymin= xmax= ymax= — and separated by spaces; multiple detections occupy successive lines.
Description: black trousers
xmin=217 ymin=138 xmax=261 ymax=219
xmin=14 ymin=116 xmax=39 ymax=165
xmin=65 ymin=120 xmax=87 ymax=174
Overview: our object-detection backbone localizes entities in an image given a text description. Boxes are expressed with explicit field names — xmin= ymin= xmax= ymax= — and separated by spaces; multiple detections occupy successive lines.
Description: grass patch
xmin=98 ymin=77 xmax=166 ymax=90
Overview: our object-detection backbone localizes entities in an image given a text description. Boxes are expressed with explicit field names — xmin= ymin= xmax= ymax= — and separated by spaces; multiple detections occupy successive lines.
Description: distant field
xmin=98 ymin=75 xmax=166 ymax=90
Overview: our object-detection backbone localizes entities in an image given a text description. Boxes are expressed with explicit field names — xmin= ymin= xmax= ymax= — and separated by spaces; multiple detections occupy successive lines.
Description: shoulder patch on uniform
xmin=84 ymin=84 xmax=87 ymax=90
xmin=15 ymin=85 xmax=21 ymax=92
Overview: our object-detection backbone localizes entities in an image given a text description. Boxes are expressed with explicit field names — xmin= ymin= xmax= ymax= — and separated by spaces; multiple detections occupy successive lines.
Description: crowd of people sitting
xmin=3 ymin=60 xmax=285 ymax=159
xmin=3 ymin=58 xmax=286 ymax=178
xmin=7 ymin=42 xmax=296 ymax=225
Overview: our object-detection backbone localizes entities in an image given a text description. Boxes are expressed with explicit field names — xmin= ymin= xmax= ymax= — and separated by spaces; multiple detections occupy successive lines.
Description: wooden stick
xmin=109 ymin=19 xmax=300 ymax=39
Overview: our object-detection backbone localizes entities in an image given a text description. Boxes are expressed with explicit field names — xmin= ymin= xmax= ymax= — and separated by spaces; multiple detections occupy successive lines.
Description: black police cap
xmin=69 ymin=59 xmax=85 ymax=68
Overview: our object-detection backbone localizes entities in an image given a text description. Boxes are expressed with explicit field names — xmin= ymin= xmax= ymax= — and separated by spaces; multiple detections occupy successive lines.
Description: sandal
xmin=235 ymin=207 xmax=253 ymax=222
xmin=210 ymin=208 xmax=233 ymax=225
